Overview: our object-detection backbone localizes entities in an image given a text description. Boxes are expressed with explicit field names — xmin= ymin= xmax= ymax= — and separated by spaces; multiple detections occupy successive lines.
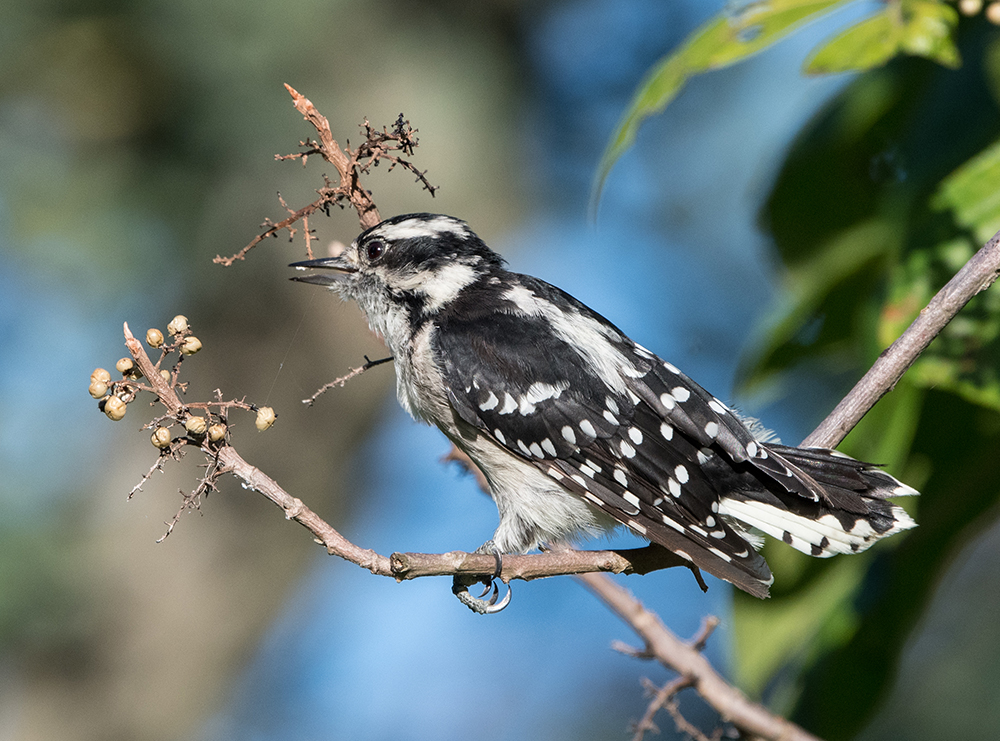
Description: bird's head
xmin=291 ymin=213 xmax=504 ymax=307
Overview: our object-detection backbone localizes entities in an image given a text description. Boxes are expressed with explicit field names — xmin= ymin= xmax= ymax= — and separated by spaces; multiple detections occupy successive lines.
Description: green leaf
xmin=592 ymin=0 xmax=850 ymax=212
xmin=743 ymin=24 xmax=1000 ymax=739
xmin=805 ymin=0 xmax=959 ymax=75
xmin=735 ymin=379 xmax=924 ymax=711
xmin=883 ymin=138 xmax=1000 ymax=412
xmin=900 ymin=0 xmax=960 ymax=68
xmin=733 ymin=555 xmax=866 ymax=704
xmin=793 ymin=391 xmax=1000 ymax=739
xmin=933 ymin=136 xmax=1000 ymax=243
xmin=594 ymin=0 xmax=963 ymax=213
xmin=804 ymin=12 xmax=901 ymax=75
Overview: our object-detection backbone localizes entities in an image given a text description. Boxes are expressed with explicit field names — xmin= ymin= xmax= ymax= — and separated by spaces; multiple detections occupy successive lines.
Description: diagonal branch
xmin=803 ymin=228 xmax=1000 ymax=448
xmin=215 ymin=87 xmax=436 ymax=266
xmin=567 ymin=229 xmax=1000 ymax=741
xmin=283 ymin=84 xmax=381 ymax=230
xmin=579 ymin=572 xmax=822 ymax=741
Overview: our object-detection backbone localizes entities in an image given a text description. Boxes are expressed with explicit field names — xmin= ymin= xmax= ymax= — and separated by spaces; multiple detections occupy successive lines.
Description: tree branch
xmin=803 ymin=228 xmax=1000 ymax=448
xmin=214 ymin=86 xmax=435 ymax=266
xmin=284 ymin=83 xmax=381 ymax=230
xmin=578 ymin=572 xmax=822 ymax=741
xmin=563 ymin=230 xmax=1000 ymax=741
xmin=121 ymin=322 xmax=685 ymax=582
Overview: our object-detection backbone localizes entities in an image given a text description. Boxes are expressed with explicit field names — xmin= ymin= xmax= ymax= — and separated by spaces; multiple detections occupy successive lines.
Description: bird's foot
xmin=451 ymin=541 xmax=512 ymax=614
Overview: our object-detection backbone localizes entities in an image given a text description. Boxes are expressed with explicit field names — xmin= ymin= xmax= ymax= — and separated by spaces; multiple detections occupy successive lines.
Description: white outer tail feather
xmin=717 ymin=497 xmax=916 ymax=558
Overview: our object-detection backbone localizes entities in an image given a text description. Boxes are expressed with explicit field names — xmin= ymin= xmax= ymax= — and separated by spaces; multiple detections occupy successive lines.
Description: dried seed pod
xmin=116 ymin=357 xmax=135 ymax=374
xmin=167 ymin=315 xmax=189 ymax=336
xmin=104 ymin=396 xmax=127 ymax=421
xmin=160 ymin=369 xmax=172 ymax=382
xmin=151 ymin=427 xmax=172 ymax=448
xmin=180 ymin=336 xmax=202 ymax=356
xmin=89 ymin=380 xmax=109 ymax=399
xmin=91 ymin=368 xmax=112 ymax=385
xmin=185 ymin=416 xmax=207 ymax=436
xmin=146 ymin=328 xmax=165 ymax=348
xmin=255 ymin=406 xmax=276 ymax=431
xmin=208 ymin=423 xmax=227 ymax=442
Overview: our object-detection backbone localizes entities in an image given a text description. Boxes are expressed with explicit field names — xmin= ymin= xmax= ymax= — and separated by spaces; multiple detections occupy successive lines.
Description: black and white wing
xmin=434 ymin=276 xmax=915 ymax=599
xmin=433 ymin=278 xmax=774 ymax=596
xmin=623 ymin=352 xmax=916 ymax=565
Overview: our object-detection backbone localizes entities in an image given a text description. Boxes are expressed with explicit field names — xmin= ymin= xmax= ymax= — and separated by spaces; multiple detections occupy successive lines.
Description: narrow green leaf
xmin=898 ymin=138 xmax=1000 ymax=411
xmin=738 ymin=220 xmax=898 ymax=395
xmin=592 ymin=0 xmax=850 ymax=213
xmin=882 ymin=211 xmax=1000 ymax=413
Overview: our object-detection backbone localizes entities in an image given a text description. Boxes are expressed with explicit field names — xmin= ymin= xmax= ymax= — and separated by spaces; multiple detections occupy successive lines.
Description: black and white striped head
xmin=291 ymin=213 xmax=505 ymax=317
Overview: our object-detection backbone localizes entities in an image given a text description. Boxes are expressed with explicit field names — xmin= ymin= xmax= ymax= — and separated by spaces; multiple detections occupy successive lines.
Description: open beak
xmin=289 ymin=255 xmax=358 ymax=286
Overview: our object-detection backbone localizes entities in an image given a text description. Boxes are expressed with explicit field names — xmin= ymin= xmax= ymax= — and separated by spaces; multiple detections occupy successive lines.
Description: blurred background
xmin=3 ymin=0 xmax=1000 ymax=739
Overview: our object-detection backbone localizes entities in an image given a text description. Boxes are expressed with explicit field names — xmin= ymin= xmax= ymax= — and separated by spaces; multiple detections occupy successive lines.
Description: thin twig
xmin=662 ymin=693 xmax=722 ymax=741
xmin=302 ymin=356 xmax=393 ymax=406
xmin=215 ymin=89 xmax=437 ymax=265
xmin=633 ymin=676 xmax=690 ymax=741
xmin=564 ymin=232 xmax=1000 ymax=741
xmin=630 ymin=617 xmax=722 ymax=741
xmin=122 ymin=322 xmax=687 ymax=581
xmin=690 ymin=615 xmax=720 ymax=652
xmin=127 ymin=450 xmax=175 ymax=500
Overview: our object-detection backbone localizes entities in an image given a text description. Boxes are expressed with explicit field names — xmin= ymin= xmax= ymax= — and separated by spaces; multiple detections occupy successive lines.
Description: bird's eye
xmin=366 ymin=240 xmax=385 ymax=262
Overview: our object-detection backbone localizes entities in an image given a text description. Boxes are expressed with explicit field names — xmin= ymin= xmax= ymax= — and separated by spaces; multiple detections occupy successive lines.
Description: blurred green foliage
xmin=747 ymin=20 xmax=1000 ymax=737
xmin=805 ymin=0 xmax=960 ymax=74
xmin=592 ymin=0 xmax=850 ymax=207
xmin=597 ymin=4 xmax=1000 ymax=739
xmin=594 ymin=0 xmax=967 ymax=204
xmin=743 ymin=17 xmax=1000 ymax=741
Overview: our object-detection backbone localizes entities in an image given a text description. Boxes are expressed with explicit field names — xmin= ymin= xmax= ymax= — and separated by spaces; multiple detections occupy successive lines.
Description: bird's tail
xmin=717 ymin=445 xmax=917 ymax=558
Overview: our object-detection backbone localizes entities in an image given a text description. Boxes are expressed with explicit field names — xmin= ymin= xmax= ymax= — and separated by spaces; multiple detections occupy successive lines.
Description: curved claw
xmin=483 ymin=581 xmax=500 ymax=606
xmin=452 ymin=577 xmax=513 ymax=615
xmin=451 ymin=543 xmax=511 ymax=614
xmin=476 ymin=581 xmax=495 ymax=600
xmin=487 ymin=582 xmax=512 ymax=613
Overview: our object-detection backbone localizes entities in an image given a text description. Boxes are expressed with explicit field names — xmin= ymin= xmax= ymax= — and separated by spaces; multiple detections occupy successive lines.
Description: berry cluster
xmin=89 ymin=315 xmax=275 ymax=453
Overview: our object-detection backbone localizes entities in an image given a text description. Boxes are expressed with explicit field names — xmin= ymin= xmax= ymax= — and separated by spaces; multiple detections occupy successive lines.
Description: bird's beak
xmin=289 ymin=255 xmax=358 ymax=286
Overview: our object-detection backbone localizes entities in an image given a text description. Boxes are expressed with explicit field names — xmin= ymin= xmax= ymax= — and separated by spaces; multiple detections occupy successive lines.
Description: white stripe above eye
xmin=371 ymin=216 xmax=471 ymax=241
